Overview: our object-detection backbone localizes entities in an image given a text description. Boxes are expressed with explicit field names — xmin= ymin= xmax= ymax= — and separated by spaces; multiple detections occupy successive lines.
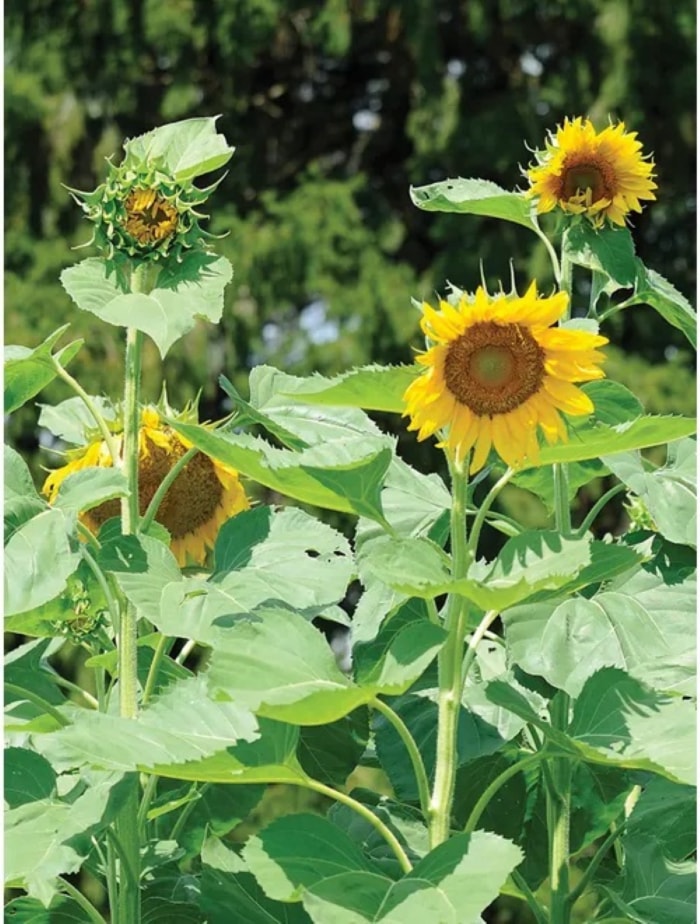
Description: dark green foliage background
xmin=5 ymin=0 xmax=696 ymax=467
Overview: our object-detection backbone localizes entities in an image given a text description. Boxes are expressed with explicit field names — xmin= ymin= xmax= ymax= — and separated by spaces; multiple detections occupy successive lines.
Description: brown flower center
xmin=123 ymin=188 xmax=179 ymax=245
xmin=443 ymin=321 xmax=545 ymax=415
xmin=88 ymin=433 xmax=224 ymax=539
xmin=559 ymin=156 xmax=614 ymax=203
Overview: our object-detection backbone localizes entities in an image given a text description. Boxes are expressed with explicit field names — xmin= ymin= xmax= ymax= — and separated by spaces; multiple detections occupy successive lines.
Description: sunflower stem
xmin=547 ymin=693 xmax=573 ymax=924
xmin=50 ymin=358 xmax=121 ymax=467
xmin=429 ymin=455 xmax=469 ymax=848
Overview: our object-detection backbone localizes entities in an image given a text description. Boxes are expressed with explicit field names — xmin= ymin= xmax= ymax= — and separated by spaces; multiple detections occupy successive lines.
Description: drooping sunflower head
xmin=43 ymin=407 xmax=249 ymax=566
xmin=403 ymin=284 xmax=608 ymax=473
xmin=525 ymin=117 xmax=657 ymax=228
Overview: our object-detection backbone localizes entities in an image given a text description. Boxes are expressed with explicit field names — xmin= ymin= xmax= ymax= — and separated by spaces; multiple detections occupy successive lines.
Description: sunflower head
xmin=525 ymin=117 xmax=657 ymax=228
xmin=43 ymin=407 xmax=249 ymax=566
xmin=403 ymin=283 xmax=609 ymax=473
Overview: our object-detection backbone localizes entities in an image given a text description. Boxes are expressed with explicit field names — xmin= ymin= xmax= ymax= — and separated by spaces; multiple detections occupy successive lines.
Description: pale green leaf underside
xmin=410 ymin=177 xmax=537 ymax=230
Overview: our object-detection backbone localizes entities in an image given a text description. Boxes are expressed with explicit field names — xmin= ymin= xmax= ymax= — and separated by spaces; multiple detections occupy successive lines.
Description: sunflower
xmin=403 ymin=284 xmax=608 ymax=473
xmin=43 ymin=408 xmax=249 ymax=566
xmin=525 ymin=117 xmax=657 ymax=228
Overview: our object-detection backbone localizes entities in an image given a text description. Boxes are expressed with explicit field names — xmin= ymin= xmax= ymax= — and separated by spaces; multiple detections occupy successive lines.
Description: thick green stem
xmin=303 ymin=778 xmax=413 ymax=874
xmin=371 ymin=697 xmax=431 ymax=822
xmin=115 ymin=776 xmax=141 ymax=924
xmin=553 ymin=463 xmax=572 ymax=538
xmin=429 ymin=457 xmax=469 ymax=848
xmin=548 ymin=694 xmax=572 ymax=924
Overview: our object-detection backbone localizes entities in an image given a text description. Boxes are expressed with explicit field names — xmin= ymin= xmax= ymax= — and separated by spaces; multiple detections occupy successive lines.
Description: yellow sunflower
xmin=526 ymin=117 xmax=657 ymax=228
xmin=43 ymin=408 xmax=249 ymax=566
xmin=403 ymin=284 xmax=608 ymax=473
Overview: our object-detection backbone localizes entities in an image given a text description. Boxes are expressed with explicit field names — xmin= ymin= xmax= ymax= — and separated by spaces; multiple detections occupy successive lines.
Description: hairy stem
xmin=548 ymin=694 xmax=572 ymax=924
xmin=429 ymin=456 xmax=469 ymax=848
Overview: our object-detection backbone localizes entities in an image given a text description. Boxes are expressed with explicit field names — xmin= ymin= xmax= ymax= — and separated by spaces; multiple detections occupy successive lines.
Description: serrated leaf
xmin=503 ymin=564 xmax=696 ymax=697
xmin=4 ymin=509 xmax=80 ymax=616
xmin=564 ymin=222 xmax=637 ymax=287
xmin=275 ymin=363 xmax=422 ymax=413
xmin=38 ymin=395 xmax=119 ymax=445
xmin=4 ymin=772 xmax=127 ymax=905
xmin=620 ymin=264 xmax=697 ymax=349
xmin=33 ymin=676 xmax=258 ymax=773
xmin=123 ymin=116 xmax=234 ymax=181
xmin=603 ymin=438 xmax=697 ymax=548
xmin=52 ymin=467 xmax=129 ymax=516
xmin=168 ymin=420 xmax=395 ymax=517
xmin=4 ymin=325 xmax=83 ymax=415
xmin=4 ymin=444 xmax=47 ymax=542
xmin=410 ymin=177 xmax=536 ymax=230
xmin=113 ymin=535 xmax=182 ymax=621
xmin=201 ymin=836 xmax=313 ymax=924
xmin=61 ymin=253 xmax=233 ymax=357
xmin=96 ymin=531 xmax=148 ymax=573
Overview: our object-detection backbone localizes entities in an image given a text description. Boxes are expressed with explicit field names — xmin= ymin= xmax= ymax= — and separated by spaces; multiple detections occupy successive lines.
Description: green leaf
xmin=201 ymin=836 xmax=313 ymax=924
xmin=297 ymin=708 xmax=369 ymax=787
xmin=4 ymin=325 xmax=83 ymax=414
xmin=168 ymin=420 xmax=395 ymax=517
xmin=38 ymin=395 xmax=119 ymax=445
xmin=410 ymin=177 xmax=537 ymax=230
xmin=4 ymin=772 xmax=127 ymax=905
xmin=123 ymin=116 xmax=234 ymax=181
xmin=4 ymin=509 xmax=80 ymax=616
xmin=4 ymin=747 xmax=57 ymax=807
xmin=528 ymin=413 xmax=696 ymax=469
xmin=620 ymin=264 xmax=697 ymax=349
xmin=564 ymin=222 xmax=637 ymax=287
xmin=113 ymin=534 xmax=182 ymax=622
xmin=452 ymin=753 xmax=528 ymax=839
xmin=4 ymin=894 xmax=94 ymax=923
xmin=96 ymin=531 xmax=148 ymax=574
xmin=603 ymin=438 xmax=696 ymax=548
xmin=151 ymin=719 xmax=306 ymax=786
xmin=5 ymin=444 xmax=47 ymax=542
xmin=206 ymin=607 xmax=368 ymax=725
xmin=60 ymin=253 xmax=233 ymax=358
xmin=5 ymin=638 xmax=66 ymax=727
xmin=275 ymin=363 xmax=422 ymax=413
xmin=52 ymin=467 xmax=129 ymax=516
xmin=569 ymin=667 xmax=696 ymax=784
xmin=503 ymin=563 xmax=696 ymax=697
xmin=244 ymin=813 xmax=523 ymax=923
xmin=359 ymin=530 xmax=605 ymax=611
xmin=34 ymin=676 xmax=259 ymax=773
xmin=602 ymin=780 xmax=697 ymax=923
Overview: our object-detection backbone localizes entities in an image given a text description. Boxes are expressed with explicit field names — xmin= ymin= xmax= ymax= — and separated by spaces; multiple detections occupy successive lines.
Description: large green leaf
xmin=3 ymin=895 xmax=93 ymax=923
xmin=5 ymin=638 xmax=66 ymax=729
xmin=60 ymin=253 xmax=233 ymax=357
xmin=168 ymin=420 xmax=394 ymax=520
xmin=113 ymin=535 xmax=182 ymax=622
xmin=4 ymin=509 xmax=80 ymax=616
xmin=410 ymin=177 xmax=536 ymax=230
xmin=4 ymin=772 xmax=127 ymax=905
xmin=297 ymin=708 xmax=369 ymax=787
xmin=503 ymin=563 xmax=696 ymax=697
xmin=601 ymin=779 xmax=697 ymax=924
xmin=603 ymin=438 xmax=696 ymax=548
xmin=243 ymin=813 xmax=522 ymax=923
xmin=38 ymin=394 xmax=119 ymax=445
xmin=564 ymin=222 xmax=637 ymax=287
xmin=4 ymin=747 xmax=57 ymax=807
xmin=4 ymin=325 xmax=83 ymax=414
xmin=201 ymin=836 xmax=313 ymax=924
xmin=619 ymin=264 xmax=697 ymax=350
xmin=569 ymin=668 xmax=696 ymax=784
xmin=359 ymin=530 xmax=614 ymax=611
xmin=123 ymin=116 xmax=234 ymax=181
xmin=5 ymin=444 xmax=48 ymax=542
xmin=33 ymin=676 xmax=258 ymax=773
xmin=52 ymin=467 xmax=129 ymax=516
xmin=274 ymin=363 xmax=421 ymax=414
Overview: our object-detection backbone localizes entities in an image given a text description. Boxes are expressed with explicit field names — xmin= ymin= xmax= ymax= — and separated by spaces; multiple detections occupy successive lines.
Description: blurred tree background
xmin=6 ymin=0 xmax=696 ymax=476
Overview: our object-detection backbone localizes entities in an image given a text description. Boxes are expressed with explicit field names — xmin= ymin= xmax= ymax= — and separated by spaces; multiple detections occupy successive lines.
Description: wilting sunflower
xmin=525 ymin=117 xmax=657 ymax=228
xmin=43 ymin=408 xmax=249 ymax=566
xmin=403 ymin=284 xmax=608 ymax=473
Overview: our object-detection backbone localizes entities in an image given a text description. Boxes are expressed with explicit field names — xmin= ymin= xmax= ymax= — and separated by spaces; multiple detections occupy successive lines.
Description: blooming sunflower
xmin=43 ymin=408 xmax=249 ymax=566
xmin=525 ymin=117 xmax=657 ymax=228
xmin=403 ymin=284 xmax=608 ymax=473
